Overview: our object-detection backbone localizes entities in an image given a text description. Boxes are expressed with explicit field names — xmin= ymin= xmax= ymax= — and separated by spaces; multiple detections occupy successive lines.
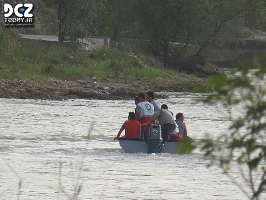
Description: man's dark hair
xmin=176 ymin=113 xmax=183 ymax=120
xmin=147 ymin=91 xmax=155 ymax=99
xmin=129 ymin=112 xmax=136 ymax=120
xmin=135 ymin=96 xmax=139 ymax=102
xmin=138 ymin=92 xmax=145 ymax=100
xmin=161 ymin=104 xmax=168 ymax=109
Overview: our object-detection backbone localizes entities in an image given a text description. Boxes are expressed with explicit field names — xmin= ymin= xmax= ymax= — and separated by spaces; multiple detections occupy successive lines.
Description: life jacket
xmin=170 ymin=133 xmax=182 ymax=140
xmin=176 ymin=120 xmax=185 ymax=138
xmin=169 ymin=124 xmax=182 ymax=140
xmin=137 ymin=100 xmax=154 ymax=130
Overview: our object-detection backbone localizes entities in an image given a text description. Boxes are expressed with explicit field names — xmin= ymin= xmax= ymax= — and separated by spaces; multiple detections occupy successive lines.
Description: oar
xmin=156 ymin=143 xmax=164 ymax=153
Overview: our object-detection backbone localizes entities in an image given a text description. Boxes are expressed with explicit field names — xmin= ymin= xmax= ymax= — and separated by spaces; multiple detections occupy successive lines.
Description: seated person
xmin=175 ymin=113 xmax=188 ymax=138
xmin=114 ymin=112 xmax=141 ymax=140
xmin=168 ymin=125 xmax=182 ymax=141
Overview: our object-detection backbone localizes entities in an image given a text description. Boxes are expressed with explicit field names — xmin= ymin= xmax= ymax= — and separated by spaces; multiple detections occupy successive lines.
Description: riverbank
xmin=0 ymin=31 xmax=213 ymax=100
xmin=0 ymin=76 xmax=206 ymax=100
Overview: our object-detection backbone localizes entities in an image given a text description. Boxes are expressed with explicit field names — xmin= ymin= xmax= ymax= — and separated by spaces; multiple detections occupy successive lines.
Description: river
xmin=0 ymin=93 xmax=250 ymax=200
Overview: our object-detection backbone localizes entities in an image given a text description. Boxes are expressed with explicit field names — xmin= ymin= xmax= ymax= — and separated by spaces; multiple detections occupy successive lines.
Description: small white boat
xmin=118 ymin=138 xmax=179 ymax=154
xmin=116 ymin=124 xmax=191 ymax=154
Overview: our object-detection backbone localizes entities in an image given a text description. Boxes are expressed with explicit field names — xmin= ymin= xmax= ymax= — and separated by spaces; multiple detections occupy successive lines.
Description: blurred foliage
xmin=245 ymin=0 xmax=266 ymax=31
xmin=179 ymin=65 xmax=266 ymax=199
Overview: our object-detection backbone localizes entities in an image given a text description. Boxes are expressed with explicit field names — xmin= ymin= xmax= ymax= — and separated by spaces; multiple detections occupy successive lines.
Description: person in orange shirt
xmin=114 ymin=112 xmax=141 ymax=140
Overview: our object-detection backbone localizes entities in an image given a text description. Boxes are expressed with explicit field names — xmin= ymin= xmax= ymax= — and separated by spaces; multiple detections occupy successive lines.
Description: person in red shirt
xmin=114 ymin=112 xmax=141 ymax=139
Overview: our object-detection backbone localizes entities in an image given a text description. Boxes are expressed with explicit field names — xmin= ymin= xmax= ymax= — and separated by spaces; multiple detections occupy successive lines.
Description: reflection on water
xmin=0 ymin=94 xmax=249 ymax=200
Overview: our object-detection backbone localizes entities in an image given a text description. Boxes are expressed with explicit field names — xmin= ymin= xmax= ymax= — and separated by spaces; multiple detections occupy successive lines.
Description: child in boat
xmin=175 ymin=113 xmax=188 ymax=138
xmin=114 ymin=112 xmax=141 ymax=140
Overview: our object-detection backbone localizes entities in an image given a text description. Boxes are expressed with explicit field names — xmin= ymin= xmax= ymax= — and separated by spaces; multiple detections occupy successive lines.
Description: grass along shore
xmin=0 ymin=32 xmax=206 ymax=100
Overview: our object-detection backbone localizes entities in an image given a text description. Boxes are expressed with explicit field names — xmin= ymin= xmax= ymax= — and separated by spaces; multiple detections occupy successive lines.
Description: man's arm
xmin=136 ymin=108 xmax=141 ymax=121
xmin=114 ymin=124 xmax=125 ymax=140
xmin=148 ymin=110 xmax=160 ymax=125
xmin=182 ymin=122 xmax=188 ymax=137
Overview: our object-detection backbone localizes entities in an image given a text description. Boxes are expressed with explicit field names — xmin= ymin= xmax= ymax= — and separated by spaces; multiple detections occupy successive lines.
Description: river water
xmin=0 ymin=93 xmax=251 ymax=200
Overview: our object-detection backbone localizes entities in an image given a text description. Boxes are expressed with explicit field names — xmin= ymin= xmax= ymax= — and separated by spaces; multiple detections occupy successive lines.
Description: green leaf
xmin=176 ymin=137 xmax=195 ymax=154
xmin=236 ymin=156 xmax=243 ymax=164
xmin=229 ymin=138 xmax=242 ymax=148
xmin=248 ymin=157 xmax=261 ymax=170
xmin=206 ymin=74 xmax=228 ymax=90
xmin=230 ymin=119 xmax=244 ymax=130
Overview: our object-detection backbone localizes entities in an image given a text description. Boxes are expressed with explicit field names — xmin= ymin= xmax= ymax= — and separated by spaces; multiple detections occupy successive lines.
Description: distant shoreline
xmin=0 ymin=77 xmax=206 ymax=100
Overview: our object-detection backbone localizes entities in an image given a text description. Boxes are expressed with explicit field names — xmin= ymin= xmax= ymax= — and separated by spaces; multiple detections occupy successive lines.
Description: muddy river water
xmin=0 ymin=93 xmax=252 ymax=199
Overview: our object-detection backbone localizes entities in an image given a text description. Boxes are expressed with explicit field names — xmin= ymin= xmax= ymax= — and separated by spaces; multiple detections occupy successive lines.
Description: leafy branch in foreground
xmin=58 ymin=123 xmax=94 ymax=200
xmin=6 ymin=163 xmax=22 ymax=200
xmin=179 ymin=65 xmax=266 ymax=199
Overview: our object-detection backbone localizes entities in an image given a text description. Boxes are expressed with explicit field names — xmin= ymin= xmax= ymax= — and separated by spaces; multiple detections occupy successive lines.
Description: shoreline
xmin=0 ymin=77 xmax=206 ymax=100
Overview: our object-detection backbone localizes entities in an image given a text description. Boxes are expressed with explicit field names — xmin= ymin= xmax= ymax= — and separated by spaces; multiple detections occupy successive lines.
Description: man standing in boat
xmin=136 ymin=92 xmax=154 ymax=143
xmin=148 ymin=104 xmax=176 ymax=144
xmin=146 ymin=91 xmax=160 ymax=111
xmin=134 ymin=96 xmax=139 ymax=115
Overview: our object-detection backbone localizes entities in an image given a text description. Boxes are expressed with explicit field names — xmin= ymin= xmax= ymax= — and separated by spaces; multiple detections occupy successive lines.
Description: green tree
xmin=128 ymin=0 xmax=251 ymax=63
xmin=57 ymin=0 xmax=67 ymax=43
xmin=87 ymin=0 xmax=138 ymax=41
xmin=183 ymin=0 xmax=264 ymax=58
xmin=245 ymin=0 xmax=266 ymax=31
xmin=43 ymin=0 xmax=98 ymax=42
xmin=180 ymin=65 xmax=266 ymax=199
xmin=179 ymin=0 xmax=249 ymax=56
xmin=136 ymin=0 xmax=186 ymax=60
xmin=40 ymin=0 xmax=266 ymax=62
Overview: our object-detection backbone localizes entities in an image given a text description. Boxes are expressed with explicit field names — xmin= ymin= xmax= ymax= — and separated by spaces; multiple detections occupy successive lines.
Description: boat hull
xmin=118 ymin=138 xmax=179 ymax=154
